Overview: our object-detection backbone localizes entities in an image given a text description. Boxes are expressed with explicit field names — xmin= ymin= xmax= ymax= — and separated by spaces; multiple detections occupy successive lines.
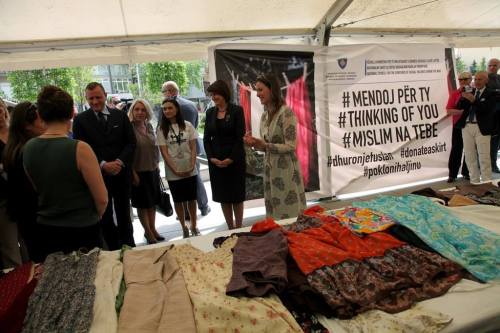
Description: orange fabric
xmin=250 ymin=207 xmax=406 ymax=275
xmin=287 ymin=213 xmax=405 ymax=275
xmin=250 ymin=218 xmax=280 ymax=233
xmin=287 ymin=222 xmax=405 ymax=275
xmin=303 ymin=205 xmax=325 ymax=215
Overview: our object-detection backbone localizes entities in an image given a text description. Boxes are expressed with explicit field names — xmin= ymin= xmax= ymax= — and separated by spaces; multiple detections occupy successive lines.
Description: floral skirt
xmin=306 ymin=245 xmax=464 ymax=319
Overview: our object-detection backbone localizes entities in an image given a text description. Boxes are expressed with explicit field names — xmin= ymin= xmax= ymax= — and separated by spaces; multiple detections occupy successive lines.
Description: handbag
xmin=156 ymin=173 xmax=173 ymax=217
xmin=244 ymin=145 xmax=264 ymax=176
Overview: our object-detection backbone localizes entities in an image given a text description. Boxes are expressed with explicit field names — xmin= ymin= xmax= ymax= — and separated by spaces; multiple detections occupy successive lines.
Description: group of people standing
xmin=204 ymin=74 xmax=307 ymax=228
xmin=0 ymin=73 xmax=307 ymax=268
xmin=446 ymin=58 xmax=500 ymax=184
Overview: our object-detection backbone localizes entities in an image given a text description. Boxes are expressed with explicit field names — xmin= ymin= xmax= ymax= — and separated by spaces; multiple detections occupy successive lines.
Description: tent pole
xmin=314 ymin=0 xmax=354 ymax=46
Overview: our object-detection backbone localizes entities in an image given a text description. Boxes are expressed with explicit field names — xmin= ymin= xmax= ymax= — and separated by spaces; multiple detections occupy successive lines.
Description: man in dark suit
xmin=73 ymin=82 xmax=136 ymax=249
xmin=161 ymin=81 xmax=211 ymax=217
xmin=456 ymin=71 xmax=496 ymax=184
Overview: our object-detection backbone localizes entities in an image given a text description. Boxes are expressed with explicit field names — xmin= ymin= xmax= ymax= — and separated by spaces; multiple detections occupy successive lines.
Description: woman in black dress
xmin=3 ymin=101 xmax=46 ymax=262
xmin=204 ymin=80 xmax=246 ymax=229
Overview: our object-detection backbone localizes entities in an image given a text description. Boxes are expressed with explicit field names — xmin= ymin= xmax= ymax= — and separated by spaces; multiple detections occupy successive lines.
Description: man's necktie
xmin=98 ymin=112 xmax=107 ymax=130
xmin=468 ymin=90 xmax=481 ymax=123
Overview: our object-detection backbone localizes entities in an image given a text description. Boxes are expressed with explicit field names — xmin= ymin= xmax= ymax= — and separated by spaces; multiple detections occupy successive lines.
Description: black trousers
xmin=102 ymin=173 xmax=135 ymax=250
xmin=490 ymin=134 xmax=499 ymax=170
xmin=448 ymin=126 xmax=469 ymax=178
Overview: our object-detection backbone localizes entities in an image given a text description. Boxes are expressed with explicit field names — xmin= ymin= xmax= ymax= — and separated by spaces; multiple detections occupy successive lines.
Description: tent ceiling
xmin=0 ymin=0 xmax=499 ymax=71
xmin=330 ymin=0 xmax=500 ymax=45
xmin=0 ymin=0 xmax=332 ymax=43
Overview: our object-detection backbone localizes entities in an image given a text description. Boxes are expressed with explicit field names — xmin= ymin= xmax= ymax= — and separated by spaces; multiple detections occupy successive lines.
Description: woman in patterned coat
xmin=244 ymin=73 xmax=306 ymax=219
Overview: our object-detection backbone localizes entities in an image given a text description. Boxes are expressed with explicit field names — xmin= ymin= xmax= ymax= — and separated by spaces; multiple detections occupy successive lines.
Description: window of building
xmin=112 ymin=79 xmax=130 ymax=93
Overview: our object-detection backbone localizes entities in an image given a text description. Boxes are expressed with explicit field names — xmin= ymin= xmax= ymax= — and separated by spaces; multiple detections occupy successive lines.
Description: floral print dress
xmin=170 ymin=238 xmax=303 ymax=333
xmin=260 ymin=105 xmax=306 ymax=220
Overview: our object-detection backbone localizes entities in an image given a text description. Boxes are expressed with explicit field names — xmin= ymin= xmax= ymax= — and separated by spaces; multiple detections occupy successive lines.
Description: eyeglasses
xmin=458 ymin=78 xmax=470 ymax=81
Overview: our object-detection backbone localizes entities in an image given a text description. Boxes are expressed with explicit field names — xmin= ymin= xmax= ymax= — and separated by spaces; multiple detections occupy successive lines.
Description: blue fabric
xmin=353 ymin=194 xmax=500 ymax=281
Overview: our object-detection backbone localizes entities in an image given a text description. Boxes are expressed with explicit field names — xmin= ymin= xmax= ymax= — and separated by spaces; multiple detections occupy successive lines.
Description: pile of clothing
xmin=1 ymin=194 xmax=499 ymax=333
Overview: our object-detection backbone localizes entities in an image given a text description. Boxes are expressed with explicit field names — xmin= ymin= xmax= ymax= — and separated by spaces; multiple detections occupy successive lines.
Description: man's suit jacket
xmin=177 ymin=96 xmax=203 ymax=155
xmin=73 ymin=108 xmax=136 ymax=178
xmin=456 ymin=87 xmax=497 ymax=136
xmin=177 ymin=96 xmax=198 ymax=128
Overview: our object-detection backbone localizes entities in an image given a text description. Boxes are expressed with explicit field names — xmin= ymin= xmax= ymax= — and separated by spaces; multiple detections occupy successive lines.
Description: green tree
xmin=7 ymin=68 xmax=74 ymax=101
xmin=144 ymin=61 xmax=188 ymax=96
xmin=455 ymin=56 xmax=467 ymax=74
xmin=69 ymin=66 xmax=94 ymax=111
xmin=128 ymin=82 xmax=140 ymax=98
xmin=0 ymin=89 xmax=7 ymax=100
xmin=479 ymin=57 xmax=487 ymax=71
xmin=186 ymin=60 xmax=207 ymax=90
xmin=469 ymin=60 xmax=478 ymax=75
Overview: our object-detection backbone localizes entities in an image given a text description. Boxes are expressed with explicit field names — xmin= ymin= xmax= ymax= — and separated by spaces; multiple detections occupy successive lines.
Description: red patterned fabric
xmin=303 ymin=205 xmax=324 ymax=216
xmin=285 ymin=76 xmax=313 ymax=187
xmin=250 ymin=208 xmax=405 ymax=275
xmin=239 ymin=85 xmax=252 ymax=133
xmin=0 ymin=262 xmax=36 ymax=333
xmin=287 ymin=218 xmax=405 ymax=275
xmin=250 ymin=218 xmax=280 ymax=233
xmin=0 ymin=279 xmax=37 ymax=333
xmin=0 ymin=262 xmax=33 ymax=317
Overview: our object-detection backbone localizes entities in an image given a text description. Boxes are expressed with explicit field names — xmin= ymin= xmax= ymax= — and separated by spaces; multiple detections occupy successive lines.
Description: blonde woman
xmin=128 ymin=99 xmax=162 ymax=244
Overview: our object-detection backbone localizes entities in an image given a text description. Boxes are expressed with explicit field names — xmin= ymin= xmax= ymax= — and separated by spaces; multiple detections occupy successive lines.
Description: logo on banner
xmin=337 ymin=58 xmax=348 ymax=69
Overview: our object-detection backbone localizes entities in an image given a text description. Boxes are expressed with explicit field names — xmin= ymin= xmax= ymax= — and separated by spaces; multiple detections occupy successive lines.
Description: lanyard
xmin=169 ymin=125 xmax=182 ymax=145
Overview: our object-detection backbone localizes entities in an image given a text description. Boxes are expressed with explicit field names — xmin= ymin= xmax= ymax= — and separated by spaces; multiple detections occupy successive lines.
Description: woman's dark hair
xmin=206 ymin=80 xmax=231 ymax=103
xmin=3 ymin=102 xmax=39 ymax=172
xmin=160 ymin=98 xmax=186 ymax=140
xmin=256 ymin=73 xmax=284 ymax=111
xmin=37 ymin=85 xmax=74 ymax=122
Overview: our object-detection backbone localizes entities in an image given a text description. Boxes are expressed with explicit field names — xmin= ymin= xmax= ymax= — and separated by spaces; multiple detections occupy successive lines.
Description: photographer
xmin=456 ymin=71 xmax=496 ymax=184
xmin=445 ymin=72 xmax=471 ymax=182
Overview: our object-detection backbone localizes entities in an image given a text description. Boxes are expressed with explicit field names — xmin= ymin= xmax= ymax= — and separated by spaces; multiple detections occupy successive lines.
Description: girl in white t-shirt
xmin=157 ymin=98 xmax=199 ymax=238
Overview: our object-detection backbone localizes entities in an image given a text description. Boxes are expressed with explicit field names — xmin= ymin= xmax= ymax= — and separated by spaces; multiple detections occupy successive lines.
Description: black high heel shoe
xmin=144 ymin=233 xmax=158 ymax=244
xmin=146 ymin=237 xmax=157 ymax=245
xmin=155 ymin=235 xmax=165 ymax=241
xmin=190 ymin=228 xmax=201 ymax=237
xmin=182 ymin=226 xmax=190 ymax=239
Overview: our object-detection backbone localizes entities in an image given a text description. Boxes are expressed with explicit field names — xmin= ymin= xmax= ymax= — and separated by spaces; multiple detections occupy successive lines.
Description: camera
xmin=464 ymin=85 xmax=473 ymax=93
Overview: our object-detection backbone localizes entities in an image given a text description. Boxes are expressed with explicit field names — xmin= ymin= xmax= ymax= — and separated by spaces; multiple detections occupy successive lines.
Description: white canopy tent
xmin=0 ymin=0 xmax=499 ymax=70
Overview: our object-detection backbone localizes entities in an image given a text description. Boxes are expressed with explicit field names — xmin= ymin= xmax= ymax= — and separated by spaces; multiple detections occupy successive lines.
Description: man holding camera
xmin=445 ymin=72 xmax=471 ymax=182
xmin=456 ymin=71 xmax=496 ymax=184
